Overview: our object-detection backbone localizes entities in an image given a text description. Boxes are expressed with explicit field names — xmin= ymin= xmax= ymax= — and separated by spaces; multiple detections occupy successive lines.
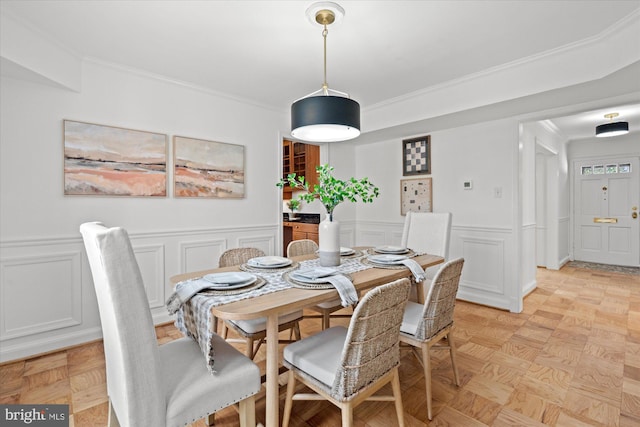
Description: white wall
xmin=354 ymin=119 xmax=522 ymax=312
xmin=0 ymin=61 xmax=286 ymax=361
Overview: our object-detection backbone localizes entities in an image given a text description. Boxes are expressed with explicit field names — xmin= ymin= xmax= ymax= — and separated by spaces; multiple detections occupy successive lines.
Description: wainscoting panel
xmin=134 ymin=244 xmax=166 ymax=309
xmin=180 ymin=238 xmax=227 ymax=273
xmin=0 ymin=251 xmax=82 ymax=340
xmin=459 ymin=236 xmax=505 ymax=294
xmin=237 ymin=235 xmax=275 ymax=257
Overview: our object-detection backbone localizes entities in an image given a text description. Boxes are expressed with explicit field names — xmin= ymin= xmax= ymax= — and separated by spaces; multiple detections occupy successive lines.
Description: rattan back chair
xmin=218 ymin=247 xmax=303 ymax=359
xmin=219 ymin=247 xmax=266 ymax=267
xmin=399 ymin=257 xmax=464 ymax=420
xmin=286 ymin=239 xmax=318 ymax=258
xmin=287 ymin=239 xmax=348 ymax=330
xmin=282 ymin=278 xmax=411 ymax=427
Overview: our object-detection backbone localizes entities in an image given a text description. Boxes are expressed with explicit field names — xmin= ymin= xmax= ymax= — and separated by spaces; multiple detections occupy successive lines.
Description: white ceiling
xmin=2 ymin=0 xmax=640 ymax=140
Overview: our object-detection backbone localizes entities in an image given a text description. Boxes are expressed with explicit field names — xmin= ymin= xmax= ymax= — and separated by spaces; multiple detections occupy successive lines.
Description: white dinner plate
xmin=368 ymin=254 xmax=408 ymax=265
xmin=247 ymin=256 xmax=292 ymax=268
xmin=202 ymin=272 xmax=257 ymax=290
xmin=340 ymin=247 xmax=355 ymax=256
xmin=374 ymin=246 xmax=409 ymax=254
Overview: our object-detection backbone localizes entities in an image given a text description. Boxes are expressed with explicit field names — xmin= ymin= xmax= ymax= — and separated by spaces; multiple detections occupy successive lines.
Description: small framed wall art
xmin=402 ymin=135 xmax=431 ymax=176
xmin=173 ymin=136 xmax=245 ymax=198
xmin=400 ymin=177 xmax=432 ymax=215
xmin=64 ymin=120 xmax=167 ymax=197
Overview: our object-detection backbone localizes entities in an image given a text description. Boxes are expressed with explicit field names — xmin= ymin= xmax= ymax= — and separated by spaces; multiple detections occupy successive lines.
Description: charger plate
xmin=360 ymin=257 xmax=410 ymax=270
xmin=240 ymin=260 xmax=300 ymax=274
xmin=283 ymin=271 xmax=353 ymax=290
xmin=364 ymin=247 xmax=416 ymax=258
xmin=197 ymin=277 xmax=267 ymax=296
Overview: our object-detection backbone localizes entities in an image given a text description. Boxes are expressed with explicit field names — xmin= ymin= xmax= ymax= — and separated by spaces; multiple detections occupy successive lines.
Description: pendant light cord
xmin=322 ymin=25 xmax=329 ymax=95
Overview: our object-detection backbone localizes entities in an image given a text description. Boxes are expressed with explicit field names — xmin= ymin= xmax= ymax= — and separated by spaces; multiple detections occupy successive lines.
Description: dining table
xmin=169 ymin=247 xmax=444 ymax=427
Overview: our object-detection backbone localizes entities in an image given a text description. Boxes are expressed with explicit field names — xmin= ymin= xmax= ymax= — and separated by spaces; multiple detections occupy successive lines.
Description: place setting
xmin=362 ymin=246 xmax=426 ymax=283
xmin=166 ymin=271 xmax=265 ymax=314
xmin=284 ymin=266 xmax=357 ymax=306
xmin=240 ymin=255 xmax=300 ymax=273
xmin=339 ymin=246 xmax=365 ymax=258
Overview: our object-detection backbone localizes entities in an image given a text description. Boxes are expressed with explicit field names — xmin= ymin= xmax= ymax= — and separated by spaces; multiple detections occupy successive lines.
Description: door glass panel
xmin=593 ymin=165 xmax=605 ymax=174
xmin=619 ymin=163 xmax=631 ymax=173
xmin=581 ymin=166 xmax=592 ymax=175
xmin=606 ymin=164 xmax=618 ymax=174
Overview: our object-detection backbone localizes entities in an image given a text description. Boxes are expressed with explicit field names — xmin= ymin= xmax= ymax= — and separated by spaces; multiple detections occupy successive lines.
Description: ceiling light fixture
xmin=595 ymin=113 xmax=629 ymax=138
xmin=291 ymin=1 xmax=360 ymax=143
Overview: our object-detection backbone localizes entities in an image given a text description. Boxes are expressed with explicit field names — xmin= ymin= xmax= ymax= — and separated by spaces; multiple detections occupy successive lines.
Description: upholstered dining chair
xmin=218 ymin=247 xmax=303 ymax=359
xmin=282 ymin=278 xmax=411 ymax=427
xmin=80 ymin=222 xmax=260 ymax=427
xmin=287 ymin=239 xmax=348 ymax=330
xmin=399 ymin=257 xmax=464 ymax=420
xmin=401 ymin=211 xmax=452 ymax=301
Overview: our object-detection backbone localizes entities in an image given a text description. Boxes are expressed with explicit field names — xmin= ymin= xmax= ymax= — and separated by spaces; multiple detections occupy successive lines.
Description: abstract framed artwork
xmin=173 ymin=136 xmax=245 ymax=198
xmin=64 ymin=120 xmax=167 ymax=196
xmin=402 ymin=135 xmax=431 ymax=176
xmin=400 ymin=177 xmax=432 ymax=215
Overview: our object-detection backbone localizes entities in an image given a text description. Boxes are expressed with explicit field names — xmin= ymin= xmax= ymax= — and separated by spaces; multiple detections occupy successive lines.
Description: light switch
xmin=463 ymin=181 xmax=473 ymax=190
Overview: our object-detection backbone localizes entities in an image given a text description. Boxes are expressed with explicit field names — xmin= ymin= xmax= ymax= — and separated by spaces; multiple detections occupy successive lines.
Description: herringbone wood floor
xmin=1 ymin=265 xmax=639 ymax=426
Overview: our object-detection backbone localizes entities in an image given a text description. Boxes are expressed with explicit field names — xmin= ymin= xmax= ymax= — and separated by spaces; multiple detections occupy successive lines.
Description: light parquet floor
xmin=1 ymin=264 xmax=639 ymax=426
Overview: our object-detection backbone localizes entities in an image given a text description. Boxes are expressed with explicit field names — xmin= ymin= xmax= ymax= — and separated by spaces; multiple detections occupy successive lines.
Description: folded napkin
xmin=324 ymin=274 xmax=359 ymax=307
xmin=295 ymin=267 xmax=336 ymax=280
xmin=399 ymin=258 xmax=426 ymax=282
xmin=166 ymin=280 xmax=212 ymax=315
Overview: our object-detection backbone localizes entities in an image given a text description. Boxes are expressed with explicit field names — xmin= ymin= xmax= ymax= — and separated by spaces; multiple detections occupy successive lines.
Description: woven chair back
xmin=219 ymin=247 xmax=266 ymax=267
xmin=331 ymin=278 xmax=411 ymax=400
xmin=416 ymin=258 xmax=464 ymax=341
xmin=286 ymin=239 xmax=319 ymax=258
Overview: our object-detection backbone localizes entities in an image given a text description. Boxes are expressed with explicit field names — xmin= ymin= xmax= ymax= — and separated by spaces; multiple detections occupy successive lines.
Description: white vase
xmin=318 ymin=214 xmax=340 ymax=267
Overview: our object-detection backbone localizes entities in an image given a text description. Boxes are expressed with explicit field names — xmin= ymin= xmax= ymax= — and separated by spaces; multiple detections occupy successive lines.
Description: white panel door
xmin=574 ymin=158 xmax=639 ymax=266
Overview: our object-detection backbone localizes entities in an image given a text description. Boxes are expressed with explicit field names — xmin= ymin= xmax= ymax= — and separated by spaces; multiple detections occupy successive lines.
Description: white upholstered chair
xmin=401 ymin=211 xmax=452 ymax=302
xmin=218 ymin=247 xmax=303 ymax=359
xmin=282 ymin=278 xmax=411 ymax=427
xmin=399 ymin=257 xmax=464 ymax=420
xmin=80 ymin=222 xmax=260 ymax=427
xmin=287 ymin=239 xmax=347 ymax=330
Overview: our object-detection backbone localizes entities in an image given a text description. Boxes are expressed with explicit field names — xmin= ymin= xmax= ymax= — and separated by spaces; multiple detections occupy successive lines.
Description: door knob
xmin=633 ymin=212 xmax=638 ymax=219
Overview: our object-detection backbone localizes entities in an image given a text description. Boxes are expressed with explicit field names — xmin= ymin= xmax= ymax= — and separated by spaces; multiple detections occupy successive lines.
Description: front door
xmin=574 ymin=157 xmax=639 ymax=266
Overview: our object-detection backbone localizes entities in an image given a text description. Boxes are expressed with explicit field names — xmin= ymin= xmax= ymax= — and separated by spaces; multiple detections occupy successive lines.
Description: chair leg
xmin=322 ymin=310 xmax=330 ymax=330
xmin=293 ymin=322 xmax=301 ymax=340
xmin=246 ymin=338 xmax=256 ymax=359
xmin=221 ymin=322 xmax=229 ymax=339
xmin=447 ymin=332 xmax=460 ymax=386
xmin=391 ymin=368 xmax=405 ymax=427
xmin=282 ymin=371 xmax=296 ymax=427
xmin=341 ymin=403 xmax=354 ymax=427
xmin=421 ymin=342 xmax=434 ymax=420
xmin=207 ymin=413 xmax=215 ymax=426
xmin=238 ymin=395 xmax=256 ymax=427
xmin=107 ymin=399 xmax=120 ymax=427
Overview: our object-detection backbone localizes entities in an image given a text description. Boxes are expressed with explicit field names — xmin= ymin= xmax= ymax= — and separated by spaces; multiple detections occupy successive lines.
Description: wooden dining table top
xmin=169 ymin=249 xmax=445 ymax=321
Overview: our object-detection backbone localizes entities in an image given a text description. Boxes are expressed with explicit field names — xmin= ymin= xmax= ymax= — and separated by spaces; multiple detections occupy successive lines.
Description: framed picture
xmin=402 ymin=135 xmax=431 ymax=176
xmin=173 ymin=136 xmax=245 ymax=198
xmin=400 ymin=177 xmax=432 ymax=215
xmin=64 ymin=120 xmax=167 ymax=196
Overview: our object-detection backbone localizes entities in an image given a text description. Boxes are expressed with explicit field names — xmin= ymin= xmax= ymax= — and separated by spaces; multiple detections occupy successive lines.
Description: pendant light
xmin=291 ymin=2 xmax=360 ymax=143
xmin=596 ymin=113 xmax=629 ymax=138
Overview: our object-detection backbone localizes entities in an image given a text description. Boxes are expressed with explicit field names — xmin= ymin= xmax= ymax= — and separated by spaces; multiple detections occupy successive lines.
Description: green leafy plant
xmin=277 ymin=164 xmax=379 ymax=221
xmin=286 ymin=199 xmax=301 ymax=212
